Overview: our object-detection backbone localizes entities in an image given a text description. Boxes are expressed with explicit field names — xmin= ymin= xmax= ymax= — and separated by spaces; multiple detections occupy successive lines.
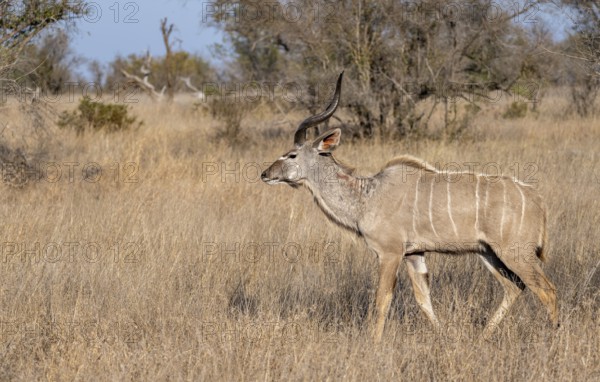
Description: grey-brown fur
xmin=261 ymin=73 xmax=558 ymax=342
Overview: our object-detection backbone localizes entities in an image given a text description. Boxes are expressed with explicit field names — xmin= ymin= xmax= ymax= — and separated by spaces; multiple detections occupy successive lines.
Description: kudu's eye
xmin=319 ymin=152 xmax=331 ymax=157
xmin=288 ymin=154 xmax=297 ymax=159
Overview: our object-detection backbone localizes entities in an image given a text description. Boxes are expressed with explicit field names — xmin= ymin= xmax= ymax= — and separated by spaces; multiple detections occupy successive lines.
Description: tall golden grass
xmin=0 ymin=91 xmax=598 ymax=381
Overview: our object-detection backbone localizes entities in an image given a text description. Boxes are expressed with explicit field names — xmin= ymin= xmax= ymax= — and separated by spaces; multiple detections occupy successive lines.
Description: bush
xmin=0 ymin=143 xmax=37 ymax=188
xmin=209 ymin=97 xmax=254 ymax=144
xmin=58 ymin=97 xmax=141 ymax=134
xmin=502 ymin=101 xmax=528 ymax=119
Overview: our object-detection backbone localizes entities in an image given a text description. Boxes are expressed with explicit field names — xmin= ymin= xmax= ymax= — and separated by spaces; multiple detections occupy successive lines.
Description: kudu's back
xmin=362 ymin=157 xmax=547 ymax=260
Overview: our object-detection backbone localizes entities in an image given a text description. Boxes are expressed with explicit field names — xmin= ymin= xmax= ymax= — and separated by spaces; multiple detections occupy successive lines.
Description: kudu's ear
xmin=313 ymin=128 xmax=342 ymax=152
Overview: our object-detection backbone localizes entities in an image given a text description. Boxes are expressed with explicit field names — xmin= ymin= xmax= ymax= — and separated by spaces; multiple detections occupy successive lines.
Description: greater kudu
xmin=261 ymin=72 xmax=558 ymax=342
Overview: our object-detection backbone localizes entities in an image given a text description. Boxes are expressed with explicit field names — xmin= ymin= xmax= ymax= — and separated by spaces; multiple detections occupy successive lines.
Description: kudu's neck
xmin=302 ymin=161 xmax=376 ymax=233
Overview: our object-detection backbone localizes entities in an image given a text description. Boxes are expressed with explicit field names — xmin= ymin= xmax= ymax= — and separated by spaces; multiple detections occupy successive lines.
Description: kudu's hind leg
xmin=519 ymin=263 xmax=558 ymax=328
xmin=479 ymin=244 xmax=525 ymax=339
xmin=372 ymin=255 xmax=402 ymax=343
xmin=405 ymin=253 xmax=440 ymax=330
xmin=497 ymin=247 xmax=558 ymax=328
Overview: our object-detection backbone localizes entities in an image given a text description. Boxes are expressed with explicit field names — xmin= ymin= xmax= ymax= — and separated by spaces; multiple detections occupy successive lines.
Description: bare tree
xmin=115 ymin=18 xmax=214 ymax=103
xmin=179 ymin=76 xmax=206 ymax=101
xmin=207 ymin=0 xmax=549 ymax=138
xmin=563 ymin=1 xmax=600 ymax=76
xmin=121 ymin=51 xmax=167 ymax=102
xmin=0 ymin=0 xmax=86 ymax=79
xmin=88 ymin=59 xmax=104 ymax=86
xmin=160 ymin=17 xmax=176 ymax=103
xmin=0 ymin=1 xmax=87 ymax=180
xmin=561 ymin=1 xmax=600 ymax=116
xmin=10 ymin=29 xmax=79 ymax=94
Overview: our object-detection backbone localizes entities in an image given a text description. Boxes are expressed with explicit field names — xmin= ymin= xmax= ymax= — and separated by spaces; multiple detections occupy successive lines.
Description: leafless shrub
xmin=207 ymin=0 xmax=550 ymax=138
xmin=209 ymin=97 xmax=255 ymax=144
xmin=569 ymin=76 xmax=600 ymax=117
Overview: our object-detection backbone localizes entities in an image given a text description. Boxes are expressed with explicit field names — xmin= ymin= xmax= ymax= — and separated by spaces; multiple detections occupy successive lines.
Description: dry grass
xmin=0 ymin=92 xmax=599 ymax=381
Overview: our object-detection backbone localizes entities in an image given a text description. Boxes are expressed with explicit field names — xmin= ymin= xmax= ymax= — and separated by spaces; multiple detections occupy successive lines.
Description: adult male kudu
xmin=261 ymin=72 xmax=558 ymax=342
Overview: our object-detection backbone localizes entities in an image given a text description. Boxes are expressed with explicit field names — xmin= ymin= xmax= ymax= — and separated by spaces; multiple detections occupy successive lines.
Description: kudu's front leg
xmin=405 ymin=253 xmax=440 ymax=330
xmin=372 ymin=255 xmax=402 ymax=343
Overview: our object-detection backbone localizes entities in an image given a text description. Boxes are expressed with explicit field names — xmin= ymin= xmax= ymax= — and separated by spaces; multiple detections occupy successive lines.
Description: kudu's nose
xmin=260 ymin=171 xmax=268 ymax=180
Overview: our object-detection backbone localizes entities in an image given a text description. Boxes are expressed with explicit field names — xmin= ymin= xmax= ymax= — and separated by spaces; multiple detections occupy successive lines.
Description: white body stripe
xmin=429 ymin=180 xmax=439 ymax=237
xmin=412 ymin=172 xmax=422 ymax=236
xmin=475 ymin=176 xmax=480 ymax=233
xmin=516 ymin=183 xmax=526 ymax=234
xmin=447 ymin=182 xmax=459 ymax=238
xmin=484 ymin=179 xmax=490 ymax=217
xmin=500 ymin=179 xmax=506 ymax=240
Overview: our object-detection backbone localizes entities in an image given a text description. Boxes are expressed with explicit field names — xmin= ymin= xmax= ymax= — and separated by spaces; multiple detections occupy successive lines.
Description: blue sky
xmin=71 ymin=0 xmax=224 ymax=75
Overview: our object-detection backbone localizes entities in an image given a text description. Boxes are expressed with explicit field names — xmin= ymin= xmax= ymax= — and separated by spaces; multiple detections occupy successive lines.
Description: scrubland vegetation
xmin=1 ymin=0 xmax=599 ymax=380
xmin=0 ymin=89 xmax=598 ymax=380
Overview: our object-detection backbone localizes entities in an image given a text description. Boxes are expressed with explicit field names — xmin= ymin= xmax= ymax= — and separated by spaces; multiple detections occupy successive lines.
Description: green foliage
xmin=58 ymin=97 xmax=141 ymax=134
xmin=502 ymin=102 xmax=528 ymax=119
